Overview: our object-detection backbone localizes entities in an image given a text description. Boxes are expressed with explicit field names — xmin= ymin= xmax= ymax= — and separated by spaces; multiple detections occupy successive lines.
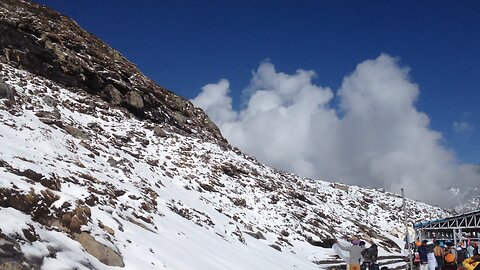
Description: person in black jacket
xmin=418 ymin=240 xmax=429 ymax=270
xmin=361 ymin=244 xmax=379 ymax=270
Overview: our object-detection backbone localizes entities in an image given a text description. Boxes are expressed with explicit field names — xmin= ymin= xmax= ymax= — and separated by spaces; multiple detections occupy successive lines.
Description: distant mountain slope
xmin=0 ymin=0 xmax=450 ymax=269
xmin=452 ymin=166 xmax=480 ymax=213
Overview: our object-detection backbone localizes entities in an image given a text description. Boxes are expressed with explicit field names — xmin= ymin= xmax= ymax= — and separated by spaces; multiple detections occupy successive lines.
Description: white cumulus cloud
xmin=191 ymin=79 xmax=238 ymax=124
xmin=191 ymin=54 xmax=479 ymax=208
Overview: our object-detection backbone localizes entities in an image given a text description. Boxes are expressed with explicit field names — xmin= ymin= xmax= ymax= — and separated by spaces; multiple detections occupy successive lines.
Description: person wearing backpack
xmin=446 ymin=242 xmax=458 ymax=263
xmin=434 ymin=241 xmax=445 ymax=270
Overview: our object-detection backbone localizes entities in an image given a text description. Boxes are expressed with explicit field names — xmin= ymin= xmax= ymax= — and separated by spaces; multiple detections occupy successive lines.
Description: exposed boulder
xmin=307 ymin=237 xmax=336 ymax=248
xmin=64 ymin=125 xmax=90 ymax=140
xmin=0 ymin=235 xmax=30 ymax=270
xmin=0 ymin=188 xmax=59 ymax=223
xmin=125 ymin=91 xmax=144 ymax=109
xmin=0 ymin=237 xmax=22 ymax=258
xmin=244 ymin=230 xmax=266 ymax=240
xmin=0 ymin=76 xmax=15 ymax=100
xmin=153 ymin=125 xmax=167 ymax=137
xmin=99 ymin=222 xmax=115 ymax=236
xmin=269 ymin=244 xmax=282 ymax=252
xmin=172 ymin=111 xmax=187 ymax=124
xmin=60 ymin=204 xmax=92 ymax=233
xmin=103 ymin=84 xmax=123 ymax=105
xmin=74 ymin=232 xmax=124 ymax=267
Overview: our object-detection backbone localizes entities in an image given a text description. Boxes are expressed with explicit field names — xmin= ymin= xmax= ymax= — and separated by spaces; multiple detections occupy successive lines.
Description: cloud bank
xmin=191 ymin=54 xmax=478 ymax=207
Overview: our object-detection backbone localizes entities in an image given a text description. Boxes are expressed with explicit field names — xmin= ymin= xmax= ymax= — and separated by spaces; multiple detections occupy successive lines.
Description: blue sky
xmin=35 ymin=0 xmax=479 ymax=169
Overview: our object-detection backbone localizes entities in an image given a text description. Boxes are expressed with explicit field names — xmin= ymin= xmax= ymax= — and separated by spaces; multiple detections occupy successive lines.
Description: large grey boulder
xmin=125 ymin=91 xmax=144 ymax=109
xmin=104 ymin=84 xmax=123 ymax=105
xmin=153 ymin=125 xmax=167 ymax=137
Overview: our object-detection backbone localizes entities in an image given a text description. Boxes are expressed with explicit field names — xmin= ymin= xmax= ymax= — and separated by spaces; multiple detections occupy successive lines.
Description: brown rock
xmin=103 ymin=225 xmax=115 ymax=236
xmin=84 ymin=194 xmax=98 ymax=206
xmin=69 ymin=215 xmax=82 ymax=232
xmin=40 ymin=176 xmax=61 ymax=191
xmin=40 ymin=189 xmax=59 ymax=205
xmin=74 ymin=205 xmax=91 ymax=224
xmin=61 ymin=213 xmax=72 ymax=226
xmin=74 ymin=232 xmax=124 ymax=267
xmin=79 ymin=205 xmax=91 ymax=217
xmin=64 ymin=125 xmax=89 ymax=140
xmin=23 ymin=190 xmax=38 ymax=207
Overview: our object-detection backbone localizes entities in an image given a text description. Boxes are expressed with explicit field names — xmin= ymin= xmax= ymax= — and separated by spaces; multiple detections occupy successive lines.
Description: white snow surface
xmin=0 ymin=63 xmax=448 ymax=269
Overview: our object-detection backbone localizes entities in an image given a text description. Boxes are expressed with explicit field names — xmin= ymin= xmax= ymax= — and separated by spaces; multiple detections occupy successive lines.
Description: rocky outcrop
xmin=0 ymin=0 xmax=225 ymax=144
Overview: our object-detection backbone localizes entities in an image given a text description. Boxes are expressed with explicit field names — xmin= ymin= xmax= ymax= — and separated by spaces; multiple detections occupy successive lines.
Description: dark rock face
xmin=0 ymin=0 xmax=225 ymax=144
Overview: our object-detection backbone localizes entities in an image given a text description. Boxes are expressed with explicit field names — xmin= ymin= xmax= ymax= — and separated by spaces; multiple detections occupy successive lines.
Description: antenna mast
xmin=402 ymin=188 xmax=414 ymax=270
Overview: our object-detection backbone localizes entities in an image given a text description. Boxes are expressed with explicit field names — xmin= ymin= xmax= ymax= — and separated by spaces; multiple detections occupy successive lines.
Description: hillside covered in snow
xmin=0 ymin=1 xmax=449 ymax=269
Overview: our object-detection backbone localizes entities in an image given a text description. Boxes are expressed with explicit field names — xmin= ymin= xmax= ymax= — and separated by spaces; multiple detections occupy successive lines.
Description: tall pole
xmin=402 ymin=188 xmax=414 ymax=270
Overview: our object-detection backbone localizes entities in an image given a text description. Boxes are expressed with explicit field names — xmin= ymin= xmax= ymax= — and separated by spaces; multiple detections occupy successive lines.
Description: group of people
xmin=414 ymin=240 xmax=480 ymax=270
xmin=334 ymin=239 xmax=382 ymax=270
xmin=333 ymin=238 xmax=480 ymax=270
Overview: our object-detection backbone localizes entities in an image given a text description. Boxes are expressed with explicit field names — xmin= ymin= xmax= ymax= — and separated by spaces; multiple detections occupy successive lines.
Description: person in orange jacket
xmin=441 ymin=254 xmax=457 ymax=270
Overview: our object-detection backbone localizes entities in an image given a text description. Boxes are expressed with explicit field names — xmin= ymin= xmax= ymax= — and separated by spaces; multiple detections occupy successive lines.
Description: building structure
xmin=414 ymin=210 xmax=480 ymax=245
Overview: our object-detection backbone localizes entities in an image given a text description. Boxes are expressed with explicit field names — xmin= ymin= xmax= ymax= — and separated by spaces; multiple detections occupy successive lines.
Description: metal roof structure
xmin=414 ymin=210 xmax=480 ymax=245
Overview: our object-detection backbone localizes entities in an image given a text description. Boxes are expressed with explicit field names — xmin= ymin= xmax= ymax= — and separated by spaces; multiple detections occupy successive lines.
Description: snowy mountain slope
xmin=0 ymin=0 xmax=451 ymax=269
xmin=0 ymin=63 xmax=447 ymax=269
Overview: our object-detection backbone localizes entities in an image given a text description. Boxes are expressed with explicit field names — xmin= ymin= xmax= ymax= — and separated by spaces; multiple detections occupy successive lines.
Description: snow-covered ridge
xmin=0 ymin=63 xmax=448 ymax=269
